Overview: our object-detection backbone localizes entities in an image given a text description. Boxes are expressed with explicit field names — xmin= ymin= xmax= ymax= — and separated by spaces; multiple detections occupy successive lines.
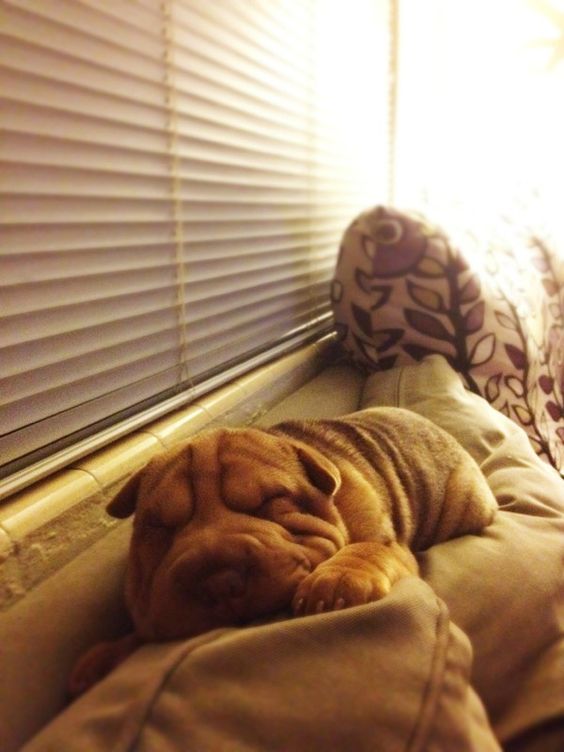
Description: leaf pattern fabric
xmin=332 ymin=205 xmax=564 ymax=474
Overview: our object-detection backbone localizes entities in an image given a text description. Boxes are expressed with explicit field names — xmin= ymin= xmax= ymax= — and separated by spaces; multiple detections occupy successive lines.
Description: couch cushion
xmin=361 ymin=354 xmax=564 ymax=747
xmin=22 ymin=577 xmax=501 ymax=752
xmin=0 ymin=521 xmax=131 ymax=752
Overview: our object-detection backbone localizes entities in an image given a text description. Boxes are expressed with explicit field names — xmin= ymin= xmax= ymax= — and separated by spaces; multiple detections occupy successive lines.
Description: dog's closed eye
xmin=257 ymin=496 xmax=311 ymax=523
xmin=260 ymin=496 xmax=295 ymax=515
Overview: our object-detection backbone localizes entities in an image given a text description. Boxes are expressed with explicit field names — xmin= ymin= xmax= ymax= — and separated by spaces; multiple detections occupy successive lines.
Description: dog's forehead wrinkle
xmin=175 ymin=429 xmax=229 ymax=518
xmin=209 ymin=430 xmax=301 ymax=512
xmin=221 ymin=430 xmax=297 ymax=472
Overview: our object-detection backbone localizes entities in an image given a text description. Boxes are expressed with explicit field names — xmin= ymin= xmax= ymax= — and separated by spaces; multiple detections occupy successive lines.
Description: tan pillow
xmin=22 ymin=577 xmax=500 ymax=752
xmin=362 ymin=354 xmax=564 ymax=748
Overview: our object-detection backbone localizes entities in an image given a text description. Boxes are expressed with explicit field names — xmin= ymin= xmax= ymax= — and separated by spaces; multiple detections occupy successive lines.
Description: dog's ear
xmin=106 ymin=471 xmax=142 ymax=518
xmin=295 ymin=445 xmax=341 ymax=496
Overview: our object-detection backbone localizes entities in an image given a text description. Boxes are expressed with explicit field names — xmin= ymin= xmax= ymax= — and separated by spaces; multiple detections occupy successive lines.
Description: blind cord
xmin=163 ymin=0 xmax=191 ymax=384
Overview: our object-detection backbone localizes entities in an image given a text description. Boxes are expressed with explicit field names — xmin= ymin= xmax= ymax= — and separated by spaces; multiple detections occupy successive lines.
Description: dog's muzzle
xmin=171 ymin=534 xmax=260 ymax=612
xmin=168 ymin=532 xmax=311 ymax=620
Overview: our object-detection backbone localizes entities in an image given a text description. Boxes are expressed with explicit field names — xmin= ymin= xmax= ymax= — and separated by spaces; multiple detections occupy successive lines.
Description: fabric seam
xmin=393 ymin=365 xmax=403 ymax=407
xmin=117 ymin=629 xmax=232 ymax=752
xmin=405 ymin=596 xmax=451 ymax=752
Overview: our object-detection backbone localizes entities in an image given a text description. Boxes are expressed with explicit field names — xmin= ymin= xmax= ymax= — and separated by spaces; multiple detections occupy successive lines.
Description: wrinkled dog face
xmin=109 ymin=427 xmax=346 ymax=640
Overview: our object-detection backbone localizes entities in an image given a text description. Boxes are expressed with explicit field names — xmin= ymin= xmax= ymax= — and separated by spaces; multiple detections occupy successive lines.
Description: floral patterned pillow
xmin=331 ymin=205 xmax=564 ymax=475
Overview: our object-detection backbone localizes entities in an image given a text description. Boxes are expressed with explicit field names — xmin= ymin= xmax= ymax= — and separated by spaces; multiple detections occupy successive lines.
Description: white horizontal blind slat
xmin=1 ymin=0 xmax=180 ymax=470
xmin=0 ymin=368 xmax=184 ymax=471
xmin=0 ymin=0 xmax=389 ymax=483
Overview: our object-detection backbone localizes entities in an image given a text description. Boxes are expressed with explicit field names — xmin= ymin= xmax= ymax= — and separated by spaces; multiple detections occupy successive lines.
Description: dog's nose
xmin=172 ymin=551 xmax=251 ymax=607
xmin=203 ymin=567 xmax=246 ymax=604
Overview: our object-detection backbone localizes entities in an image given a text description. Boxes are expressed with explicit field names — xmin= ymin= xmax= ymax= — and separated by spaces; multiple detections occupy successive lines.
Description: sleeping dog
xmin=69 ymin=407 xmax=497 ymax=696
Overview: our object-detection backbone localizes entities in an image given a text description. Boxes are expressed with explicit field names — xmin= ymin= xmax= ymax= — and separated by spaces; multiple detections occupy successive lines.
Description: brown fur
xmin=68 ymin=407 xmax=496 ymax=696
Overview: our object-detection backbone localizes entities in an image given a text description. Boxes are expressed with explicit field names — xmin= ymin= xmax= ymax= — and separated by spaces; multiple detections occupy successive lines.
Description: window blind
xmin=0 ymin=0 xmax=390 ymax=497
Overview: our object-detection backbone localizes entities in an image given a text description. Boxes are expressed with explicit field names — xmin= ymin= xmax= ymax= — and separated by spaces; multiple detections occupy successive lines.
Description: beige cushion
xmin=22 ymin=577 xmax=501 ymax=752
xmin=0 ymin=523 xmax=131 ymax=752
xmin=362 ymin=354 xmax=564 ymax=748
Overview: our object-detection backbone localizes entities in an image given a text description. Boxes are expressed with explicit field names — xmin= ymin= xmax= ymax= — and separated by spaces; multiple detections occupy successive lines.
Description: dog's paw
xmin=67 ymin=641 xmax=120 ymax=699
xmin=67 ymin=633 xmax=141 ymax=700
xmin=292 ymin=563 xmax=392 ymax=616
xmin=291 ymin=542 xmax=419 ymax=617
